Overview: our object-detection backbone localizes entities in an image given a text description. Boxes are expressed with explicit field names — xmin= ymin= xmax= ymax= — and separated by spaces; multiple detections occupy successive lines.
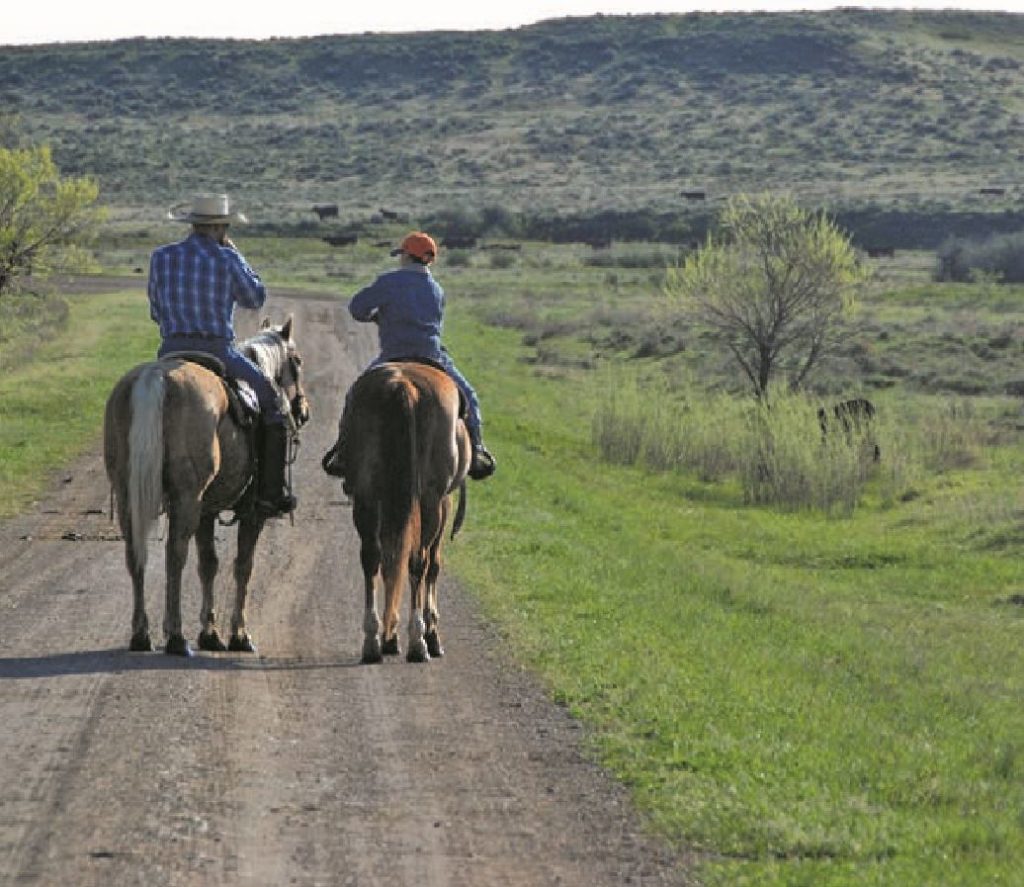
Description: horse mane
xmin=241 ymin=329 xmax=288 ymax=379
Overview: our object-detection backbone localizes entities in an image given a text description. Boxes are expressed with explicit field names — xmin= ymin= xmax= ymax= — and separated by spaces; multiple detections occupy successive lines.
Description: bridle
xmin=280 ymin=350 xmax=310 ymax=432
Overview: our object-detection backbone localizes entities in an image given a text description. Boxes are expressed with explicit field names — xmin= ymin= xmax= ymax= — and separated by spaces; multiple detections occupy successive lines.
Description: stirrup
xmin=469 ymin=446 xmax=496 ymax=480
xmin=255 ymin=493 xmax=297 ymax=519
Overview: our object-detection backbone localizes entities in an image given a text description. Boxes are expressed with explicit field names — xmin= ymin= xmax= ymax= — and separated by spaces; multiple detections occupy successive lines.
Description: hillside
xmin=3 ymin=10 xmax=1024 ymax=244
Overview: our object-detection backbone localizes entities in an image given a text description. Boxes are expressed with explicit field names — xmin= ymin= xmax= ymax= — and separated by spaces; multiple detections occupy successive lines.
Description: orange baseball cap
xmin=391 ymin=231 xmax=438 ymax=263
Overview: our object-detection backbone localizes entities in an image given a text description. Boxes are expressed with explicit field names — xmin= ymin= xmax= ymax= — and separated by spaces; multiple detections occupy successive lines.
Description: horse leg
xmin=380 ymin=541 xmax=408 ymax=658
xmin=196 ymin=513 xmax=227 ymax=652
xmin=405 ymin=547 xmax=429 ymax=664
xmin=118 ymin=491 xmax=152 ymax=652
xmin=421 ymin=496 xmax=448 ymax=659
xmin=164 ymin=498 xmax=200 ymax=656
xmin=354 ymin=501 xmax=383 ymax=664
xmin=424 ymin=537 xmax=445 ymax=659
xmin=228 ymin=515 xmax=264 ymax=653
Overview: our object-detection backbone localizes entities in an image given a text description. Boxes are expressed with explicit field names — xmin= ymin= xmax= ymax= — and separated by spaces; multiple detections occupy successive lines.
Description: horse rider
xmin=323 ymin=230 xmax=496 ymax=482
xmin=147 ymin=193 xmax=297 ymax=518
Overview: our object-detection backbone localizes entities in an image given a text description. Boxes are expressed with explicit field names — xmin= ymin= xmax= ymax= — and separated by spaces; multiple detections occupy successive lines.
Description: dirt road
xmin=0 ymin=291 xmax=694 ymax=886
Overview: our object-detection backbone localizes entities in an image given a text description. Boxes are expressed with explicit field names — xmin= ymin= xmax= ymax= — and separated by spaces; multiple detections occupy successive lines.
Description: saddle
xmin=161 ymin=351 xmax=260 ymax=427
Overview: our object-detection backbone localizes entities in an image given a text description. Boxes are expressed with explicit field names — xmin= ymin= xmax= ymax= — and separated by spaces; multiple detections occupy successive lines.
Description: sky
xmin=2 ymin=0 xmax=1020 ymax=46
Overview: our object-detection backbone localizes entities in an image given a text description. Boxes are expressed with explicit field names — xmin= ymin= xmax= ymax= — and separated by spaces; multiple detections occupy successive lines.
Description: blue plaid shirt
xmin=147 ymin=233 xmax=266 ymax=340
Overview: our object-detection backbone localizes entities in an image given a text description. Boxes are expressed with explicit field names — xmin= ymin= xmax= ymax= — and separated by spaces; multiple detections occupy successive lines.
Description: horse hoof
xmin=228 ymin=635 xmax=257 ymax=653
xmin=381 ymin=636 xmax=401 ymax=657
xmin=198 ymin=630 xmax=227 ymax=652
xmin=165 ymin=635 xmax=193 ymax=657
xmin=425 ymin=631 xmax=445 ymax=659
xmin=129 ymin=633 xmax=152 ymax=652
xmin=406 ymin=642 xmax=430 ymax=664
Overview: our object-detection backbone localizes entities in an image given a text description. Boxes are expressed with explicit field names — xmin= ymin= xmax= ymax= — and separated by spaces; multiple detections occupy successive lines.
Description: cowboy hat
xmin=167 ymin=193 xmax=249 ymax=224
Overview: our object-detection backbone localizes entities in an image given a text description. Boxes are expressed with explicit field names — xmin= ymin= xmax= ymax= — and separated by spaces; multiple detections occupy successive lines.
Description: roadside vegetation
xmin=0 ymin=288 xmax=155 ymax=517
xmin=3 ymin=230 xmax=1023 ymax=884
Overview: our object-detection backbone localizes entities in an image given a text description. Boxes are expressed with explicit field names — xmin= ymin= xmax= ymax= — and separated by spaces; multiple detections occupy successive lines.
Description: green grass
xmin=0 ymin=287 xmax=156 ymax=518
xmin=444 ymin=313 xmax=1024 ymax=886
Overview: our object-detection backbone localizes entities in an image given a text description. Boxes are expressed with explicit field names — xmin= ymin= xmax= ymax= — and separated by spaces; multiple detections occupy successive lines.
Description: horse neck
xmin=242 ymin=334 xmax=285 ymax=381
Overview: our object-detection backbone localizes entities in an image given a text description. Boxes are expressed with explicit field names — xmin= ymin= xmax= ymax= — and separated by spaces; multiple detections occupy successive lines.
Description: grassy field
xmin=445 ymin=313 xmax=1024 ymax=886
xmin=0 ymin=287 xmax=157 ymax=519
xmin=3 ymin=236 xmax=1024 ymax=884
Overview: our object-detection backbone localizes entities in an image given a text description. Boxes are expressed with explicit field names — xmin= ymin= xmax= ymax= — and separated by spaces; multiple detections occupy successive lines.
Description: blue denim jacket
xmin=348 ymin=265 xmax=445 ymax=362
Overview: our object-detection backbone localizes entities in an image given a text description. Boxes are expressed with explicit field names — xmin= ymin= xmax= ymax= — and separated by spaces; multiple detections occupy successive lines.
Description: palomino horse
xmin=102 ymin=317 xmax=309 ymax=656
xmin=340 ymin=361 xmax=470 ymax=664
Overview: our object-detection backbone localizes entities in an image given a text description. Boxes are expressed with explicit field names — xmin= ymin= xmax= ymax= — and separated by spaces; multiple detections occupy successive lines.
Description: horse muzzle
xmin=291 ymin=394 xmax=311 ymax=428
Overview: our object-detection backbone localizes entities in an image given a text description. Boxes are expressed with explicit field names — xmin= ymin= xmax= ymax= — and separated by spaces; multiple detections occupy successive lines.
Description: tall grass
xmin=592 ymin=367 xmax=998 ymax=515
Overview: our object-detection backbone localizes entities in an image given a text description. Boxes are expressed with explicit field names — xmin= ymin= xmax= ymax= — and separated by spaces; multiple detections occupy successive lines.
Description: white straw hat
xmin=167 ymin=193 xmax=248 ymax=224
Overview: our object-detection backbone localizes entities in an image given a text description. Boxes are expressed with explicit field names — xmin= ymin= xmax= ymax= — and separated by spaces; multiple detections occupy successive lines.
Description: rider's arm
xmin=349 ymin=276 xmax=388 ymax=323
xmin=146 ymin=252 xmax=162 ymax=323
xmin=225 ymin=246 xmax=267 ymax=310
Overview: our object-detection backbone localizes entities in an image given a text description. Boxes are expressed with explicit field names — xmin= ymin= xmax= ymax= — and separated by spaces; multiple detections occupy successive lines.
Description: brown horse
xmin=338 ymin=361 xmax=470 ymax=664
xmin=102 ymin=317 xmax=308 ymax=656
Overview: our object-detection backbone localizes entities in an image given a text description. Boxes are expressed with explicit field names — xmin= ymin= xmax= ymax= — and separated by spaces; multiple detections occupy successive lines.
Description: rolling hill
xmin=3 ymin=9 xmax=1024 ymax=245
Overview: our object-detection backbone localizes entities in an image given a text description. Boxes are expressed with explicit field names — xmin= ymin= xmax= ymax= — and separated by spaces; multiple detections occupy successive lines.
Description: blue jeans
xmin=158 ymin=334 xmax=287 ymax=425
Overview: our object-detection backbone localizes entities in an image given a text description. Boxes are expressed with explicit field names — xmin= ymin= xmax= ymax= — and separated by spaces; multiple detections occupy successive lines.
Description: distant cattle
xmin=312 ymin=204 xmax=339 ymax=220
xmin=866 ymin=246 xmax=895 ymax=259
xmin=441 ymin=235 xmax=478 ymax=249
xmin=380 ymin=208 xmax=400 ymax=221
xmin=480 ymin=242 xmax=522 ymax=252
xmin=980 ymin=187 xmax=1006 ymax=196
xmin=681 ymin=190 xmax=706 ymax=200
xmin=818 ymin=398 xmax=880 ymax=462
xmin=323 ymin=234 xmax=358 ymax=247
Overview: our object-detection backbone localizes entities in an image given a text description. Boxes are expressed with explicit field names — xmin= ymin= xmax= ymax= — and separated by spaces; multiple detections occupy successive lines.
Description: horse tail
xmin=450 ymin=480 xmax=467 ymax=540
xmin=378 ymin=374 xmax=419 ymax=574
xmin=127 ymin=364 xmax=166 ymax=571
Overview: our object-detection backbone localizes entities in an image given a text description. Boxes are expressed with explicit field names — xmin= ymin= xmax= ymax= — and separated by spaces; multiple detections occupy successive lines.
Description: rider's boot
xmin=467 ymin=424 xmax=496 ymax=480
xmin=255 ymin=422 xmax=297 ymax=519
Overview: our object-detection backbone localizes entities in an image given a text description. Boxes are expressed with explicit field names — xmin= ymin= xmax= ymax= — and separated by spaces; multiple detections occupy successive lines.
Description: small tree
xmin=664 ymin=194 xmax=865 ymax=399
xmin=0 ymin=144 xmax=103 ymax=297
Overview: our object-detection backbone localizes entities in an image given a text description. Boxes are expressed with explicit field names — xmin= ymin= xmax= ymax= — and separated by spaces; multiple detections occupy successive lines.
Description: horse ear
xmin=261 ymin=317 xmax=272 ymax=329
xmin=281 ymin=314 xmax=294 ymax=341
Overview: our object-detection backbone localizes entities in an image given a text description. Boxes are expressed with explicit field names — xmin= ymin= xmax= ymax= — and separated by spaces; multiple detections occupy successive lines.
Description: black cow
xmin=441 ymin=235 xmax=478 ymax=249
xmin=818 ymin=398 xmax=880 ymax=461
xmin=313 ymin=204 xmax=339 ymax=220
xmin=323 ymin=234 xmax=358 ymax=247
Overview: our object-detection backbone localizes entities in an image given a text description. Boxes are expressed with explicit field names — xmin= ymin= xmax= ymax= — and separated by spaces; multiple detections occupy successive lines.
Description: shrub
xmin=935 ymin=232 xmax=1024 ymax=283
xmin=597 ymin=373 xmax=866 ymax=509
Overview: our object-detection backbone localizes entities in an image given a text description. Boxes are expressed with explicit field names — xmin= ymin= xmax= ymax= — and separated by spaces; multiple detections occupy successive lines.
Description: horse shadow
xmin=0 ymin=648 xmax=360 ymax=679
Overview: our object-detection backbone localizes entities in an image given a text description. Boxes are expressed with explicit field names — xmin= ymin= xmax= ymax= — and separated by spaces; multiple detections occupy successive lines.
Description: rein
xmin=286 ymin=431 xmax=300 ymax=527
